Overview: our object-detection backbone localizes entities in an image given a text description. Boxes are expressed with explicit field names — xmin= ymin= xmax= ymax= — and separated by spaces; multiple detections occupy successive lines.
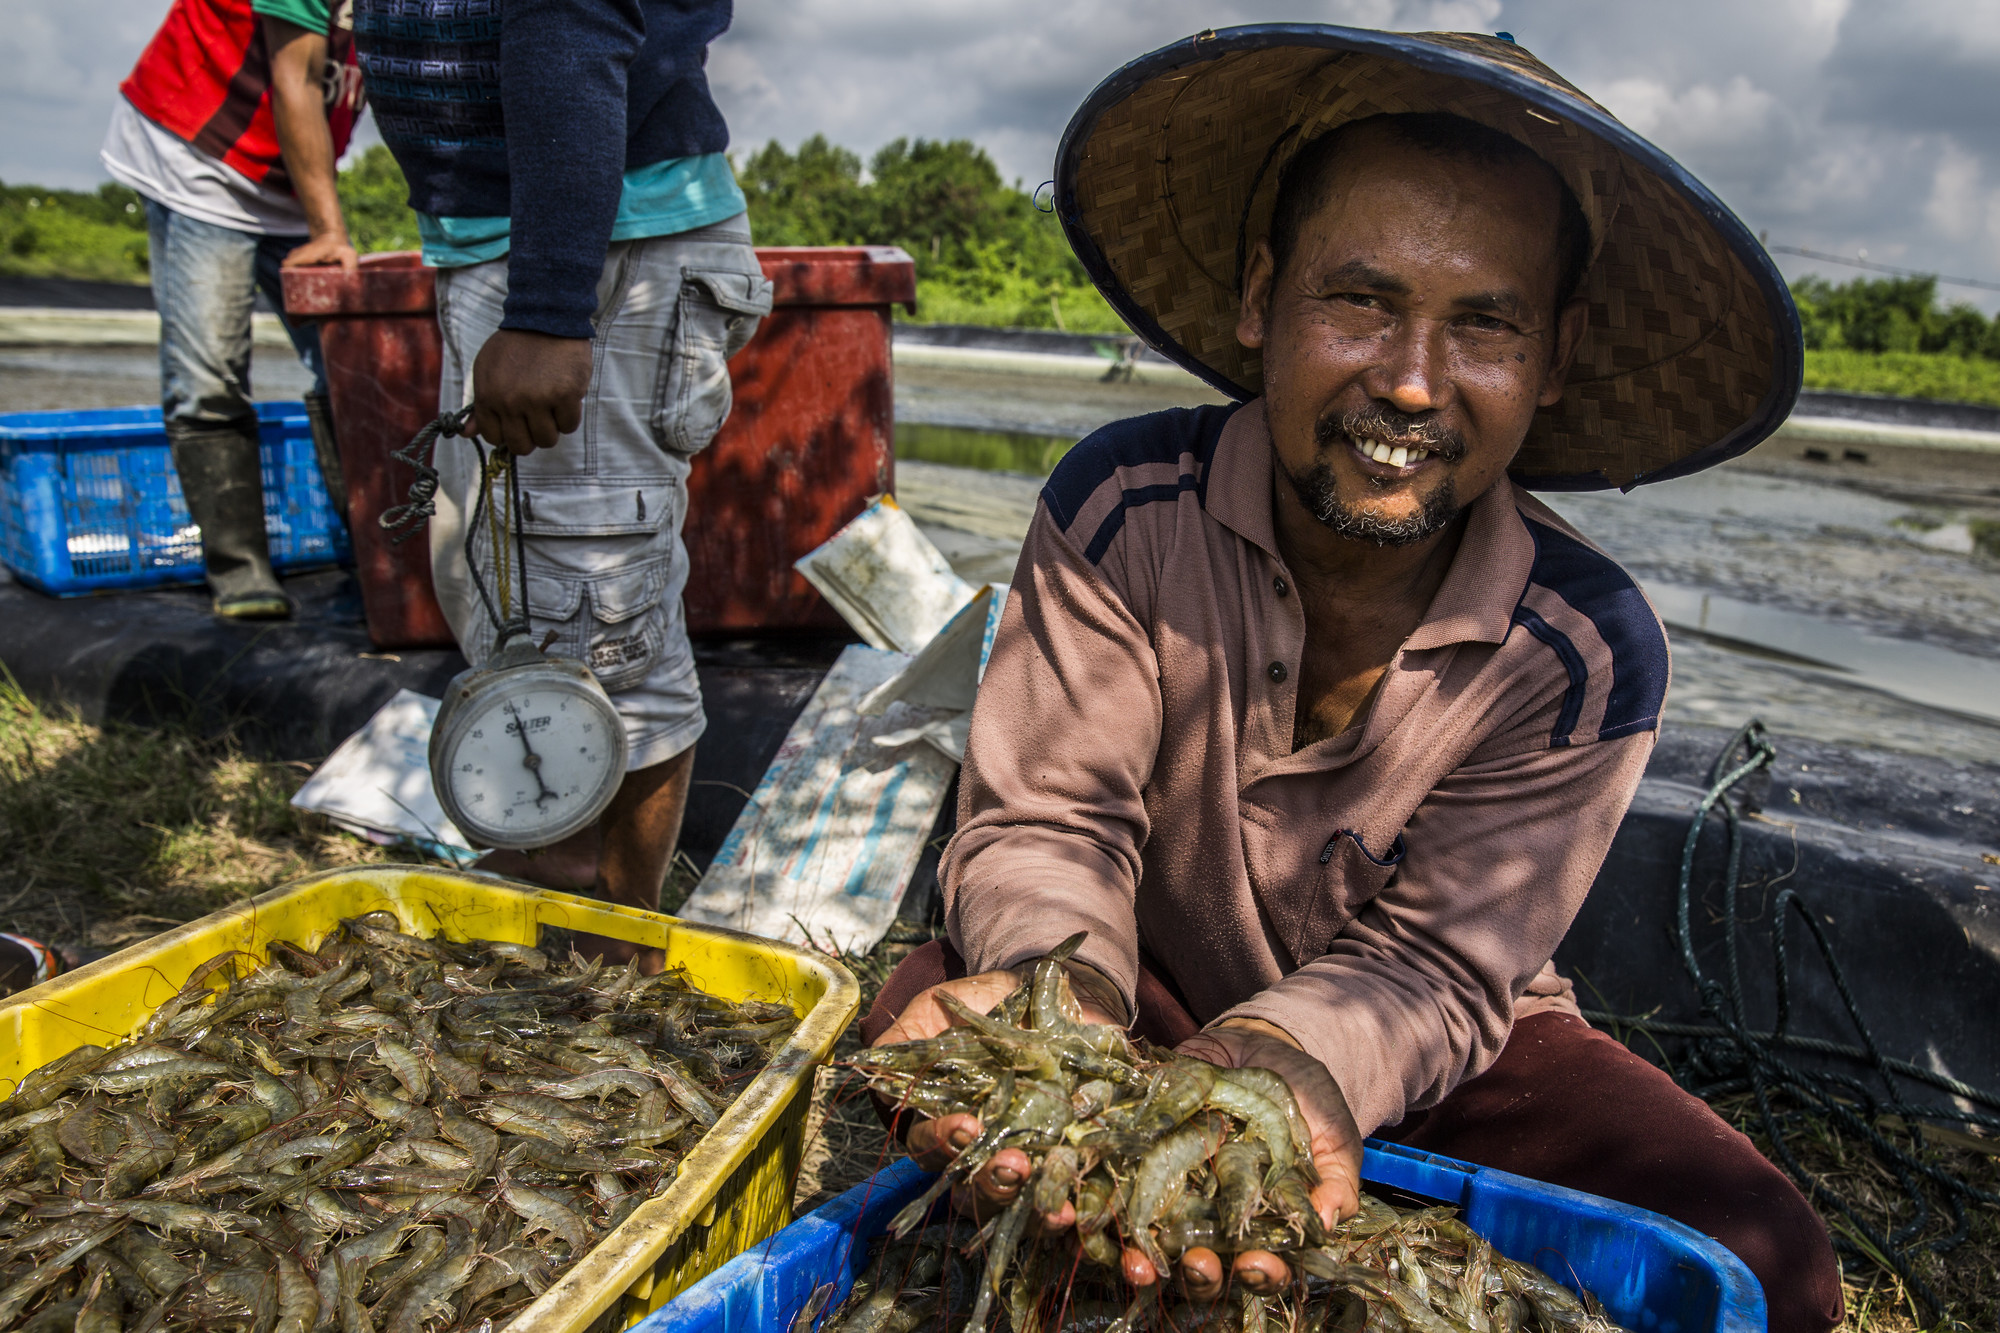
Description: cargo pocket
xmin=514 ymin=478 xmax=681 ymax=539
xmin=656 ymin=265 xmax=775 ymax=456
xmin=527 ymin=559 xmax=670 ymax=693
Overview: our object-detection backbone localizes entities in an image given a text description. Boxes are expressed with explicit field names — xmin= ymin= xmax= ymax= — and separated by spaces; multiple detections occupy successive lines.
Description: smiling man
xmin=861 ymin=28 xmax=1841 ymax=1333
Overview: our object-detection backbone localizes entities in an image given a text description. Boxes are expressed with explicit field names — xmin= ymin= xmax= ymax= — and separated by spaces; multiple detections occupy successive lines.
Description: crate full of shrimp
xmin=0 ymin=864 xmax=859 ymax=1332
xmin=655 ymin=1150 xmax=1766 ymax=1333
xmin=649 ymin=940 xmax=1767 ymax=1333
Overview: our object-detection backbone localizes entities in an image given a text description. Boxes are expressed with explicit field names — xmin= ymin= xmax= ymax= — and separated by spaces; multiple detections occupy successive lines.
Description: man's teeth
xmin=1353 ymin=438 xmax=1430 ymax=467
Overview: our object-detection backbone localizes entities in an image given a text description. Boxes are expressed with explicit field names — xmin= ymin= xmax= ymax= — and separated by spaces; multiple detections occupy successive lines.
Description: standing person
xmin=866 ymin=27 xmax=1840 ymax=1332
xmin=353 ymin=0 xmax=771 ymax=964
xmin=102 ymin=0 xmax=365 ymax=619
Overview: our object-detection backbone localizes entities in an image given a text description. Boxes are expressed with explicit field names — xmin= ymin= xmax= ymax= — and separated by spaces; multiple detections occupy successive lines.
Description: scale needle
xmin=507 ymin=700 xmax=560 ymax=809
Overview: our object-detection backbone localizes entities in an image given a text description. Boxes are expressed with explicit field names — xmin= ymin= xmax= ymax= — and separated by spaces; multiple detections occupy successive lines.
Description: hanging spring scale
xmin=385 ymin=409 xmax=629 ymax=850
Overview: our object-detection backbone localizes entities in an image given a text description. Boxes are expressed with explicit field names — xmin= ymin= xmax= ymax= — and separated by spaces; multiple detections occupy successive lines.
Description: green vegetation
xmin=0 ymin=181 xmax=150 ymax=283
xmin=1802 ymin=348 xmax=2000 ymax=408
xmin=26 ymin=139 xmax=2000 ymax=437
xmin=736 ymin=135 xmax=1123 ymax=331
xmin=1792 ymin=274 xmax=2000 ymax=357
xmin=336 ymin=144 xmax=421 ymax=253
xmin=0 ymin=151 xmax=421 ymax=286
xmin=1793 ymin=273 xmax=2000 ymax=406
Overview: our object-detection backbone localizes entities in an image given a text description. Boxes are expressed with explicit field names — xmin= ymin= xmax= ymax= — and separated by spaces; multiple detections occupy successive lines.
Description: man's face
xmin=1238 ymin=129 xmax=1587 ymax=547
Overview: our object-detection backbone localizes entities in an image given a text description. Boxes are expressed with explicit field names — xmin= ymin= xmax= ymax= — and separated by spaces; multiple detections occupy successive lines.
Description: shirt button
xmin=1268 ymin=661 xmax=1288 ymax=683
xmin=1273 ymin=575 xmax=1289 ymax=597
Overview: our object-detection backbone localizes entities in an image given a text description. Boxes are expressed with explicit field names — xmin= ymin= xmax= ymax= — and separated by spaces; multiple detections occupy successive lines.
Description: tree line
xmin=1791 ymin=274 xmax=2000 ymax=360
xmin=734 ymin=134 xmax=1119 ymax=330
xmin=13 ymin=141 xmax=2000 ymax=362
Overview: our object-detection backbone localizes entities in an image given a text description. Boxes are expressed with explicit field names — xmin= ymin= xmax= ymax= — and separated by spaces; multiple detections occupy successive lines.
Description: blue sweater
xmin=355 ymin=0 xmax=734 ymax=338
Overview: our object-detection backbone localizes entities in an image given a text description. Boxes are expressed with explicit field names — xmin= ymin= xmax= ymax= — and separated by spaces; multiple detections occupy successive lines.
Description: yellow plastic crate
xmin=0 ymin=865 xmax=860 ymax=1332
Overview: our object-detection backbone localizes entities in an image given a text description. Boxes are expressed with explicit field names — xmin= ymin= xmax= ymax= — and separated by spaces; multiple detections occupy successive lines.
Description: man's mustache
xmin=1315 ymin=405 xmax=1468 ymax=462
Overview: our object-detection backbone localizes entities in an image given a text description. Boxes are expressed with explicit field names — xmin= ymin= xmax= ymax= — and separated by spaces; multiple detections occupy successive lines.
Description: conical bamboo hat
xmin=1054 ymin=26 xmax=1803 ymax=490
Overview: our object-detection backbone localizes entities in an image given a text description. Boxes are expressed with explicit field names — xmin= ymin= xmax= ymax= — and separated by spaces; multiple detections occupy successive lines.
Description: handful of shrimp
xmin=841 ymin=935 xmax=1629 ymax=1333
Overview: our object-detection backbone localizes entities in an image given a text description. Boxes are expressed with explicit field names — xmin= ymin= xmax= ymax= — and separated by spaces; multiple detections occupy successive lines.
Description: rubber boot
xmin=304 ymin=391 xmax=349 ymax=526
xmin=167 ymin=420 xmax=291 ymax=619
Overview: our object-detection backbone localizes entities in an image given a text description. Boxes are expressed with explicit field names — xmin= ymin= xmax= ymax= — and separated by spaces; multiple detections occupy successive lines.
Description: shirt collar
xmin=1205 ymin=400 xmax=1283 ymax=560
xmin=1208 ymin=398 xmax=1535 ymax=651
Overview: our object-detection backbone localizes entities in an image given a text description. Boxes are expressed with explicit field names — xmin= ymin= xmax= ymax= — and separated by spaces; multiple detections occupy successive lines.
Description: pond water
xmin=894 ymin=421 xmax=1074 ymax=476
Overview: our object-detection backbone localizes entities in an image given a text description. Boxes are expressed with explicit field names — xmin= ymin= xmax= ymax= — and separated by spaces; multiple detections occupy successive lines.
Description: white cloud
xmin=1596 ymin=75 xmax=1781 ymax=147
xmin=1926 ymin=145 xmax=1987 ymax=243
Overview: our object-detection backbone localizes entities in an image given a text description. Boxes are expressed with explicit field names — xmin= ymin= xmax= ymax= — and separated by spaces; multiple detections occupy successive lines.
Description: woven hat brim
xmin=1054 ymin=25 xmax=1804 ymax=491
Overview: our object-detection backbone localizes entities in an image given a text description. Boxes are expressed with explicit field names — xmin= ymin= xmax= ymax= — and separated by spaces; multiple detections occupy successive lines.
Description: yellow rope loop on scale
xmin=481 ymin=451 xmax=516 ymax=623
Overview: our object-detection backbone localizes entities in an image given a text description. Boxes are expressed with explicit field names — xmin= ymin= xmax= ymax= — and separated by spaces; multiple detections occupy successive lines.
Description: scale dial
xmin=430 ymin=643 xmax=629 ymax=850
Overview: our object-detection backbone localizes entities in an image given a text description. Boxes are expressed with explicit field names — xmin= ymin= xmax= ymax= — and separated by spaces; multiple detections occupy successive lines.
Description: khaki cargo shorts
xmin=430 ymin=213 xmax=772 ymax=771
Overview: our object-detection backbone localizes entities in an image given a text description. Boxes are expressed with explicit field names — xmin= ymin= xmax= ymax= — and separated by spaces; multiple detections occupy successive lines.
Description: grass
xmin=0 ymin=672 xmax=424 ymax=951
xmin=0 ymin=182 xmax=150 ymax=284
xmin=0 ymin=663 xmax=908 ymax=1202
xmin=791 ymin=938 xmax=911 ymax=1213
xmin=1803 ymin=349 xmax=2000 ymax=409
xmin=1609 ymin=1072 xmax=2000 ymax=1332
xmin=907 ymin=275 xmax=1127 ymax=333
xmin=1734 ymin=1100 xmax=2000 ymax=1331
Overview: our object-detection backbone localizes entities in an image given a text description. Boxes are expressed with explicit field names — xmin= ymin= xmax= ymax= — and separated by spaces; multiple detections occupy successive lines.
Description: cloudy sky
xmin=9 ymin=0 xmax=2000 ymax=306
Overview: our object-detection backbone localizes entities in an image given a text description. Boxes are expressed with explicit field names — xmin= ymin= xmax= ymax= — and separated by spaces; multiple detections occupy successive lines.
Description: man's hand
xmin=468 ymin=329 xmax=593 ymax=454
xmin=872 ymin=965 xmax=1121 ymax=1223
xmin=878 ymin=980 xmax=1361 ymax=1301
xmin=1167 ymin=1019 xmax=1365 ymax=1302
xmin=282 ymin=232 xmax=359 ymax=272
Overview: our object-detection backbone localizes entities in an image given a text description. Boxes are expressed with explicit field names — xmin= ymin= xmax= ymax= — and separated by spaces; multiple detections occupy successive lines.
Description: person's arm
xmin=262 ymin=17 xmax=357 ymax=273
xmin=873 ymin=500 xmax=1161 ymax=1056
xmin=940 ymin=502 xmax=1166 ymax=1010
xmin=463 ymin=0 xmax=644 ymax=455
xmin=1225 ymin=723 xmax=1656 ymax=1139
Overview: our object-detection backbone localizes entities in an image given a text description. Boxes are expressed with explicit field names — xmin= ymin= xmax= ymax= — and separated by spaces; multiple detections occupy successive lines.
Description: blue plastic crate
xmin=0 ymin=401 xmax=350 ymax=596
xmin=651 ymin=1142 xmax=1767 ymax=1333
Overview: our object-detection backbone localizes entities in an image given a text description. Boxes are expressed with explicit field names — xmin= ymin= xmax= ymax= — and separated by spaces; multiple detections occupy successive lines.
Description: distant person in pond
xmin=863 ymin=27 xmax=1840 ymax=1333
xmin=100 ymin=0 xmax=366 ymax=619
xmin=353 ymin=0 xmax=771 ymax=967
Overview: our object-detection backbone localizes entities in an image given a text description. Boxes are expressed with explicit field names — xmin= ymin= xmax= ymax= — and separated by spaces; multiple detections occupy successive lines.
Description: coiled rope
xmin=1585 ymin=720 xmax=2000 ymax=1317
xmin=378 ymin=406 xmax=474 ymax=545
xmin=379 ymin=406 xmax=531 ymax=641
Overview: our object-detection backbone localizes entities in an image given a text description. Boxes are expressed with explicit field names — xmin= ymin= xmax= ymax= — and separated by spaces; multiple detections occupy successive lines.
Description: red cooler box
xmin=283 ymin=246 xmax=914 ymax=649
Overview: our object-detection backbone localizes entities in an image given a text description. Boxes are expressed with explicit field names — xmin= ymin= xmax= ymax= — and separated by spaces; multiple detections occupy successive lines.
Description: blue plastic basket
xmin=0 ymin=402 xmax=350 ymax=596
xmin=651 ymin=1142 xmax=1767 ymax=1333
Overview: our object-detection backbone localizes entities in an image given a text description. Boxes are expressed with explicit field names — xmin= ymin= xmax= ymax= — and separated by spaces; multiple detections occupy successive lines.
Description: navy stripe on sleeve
xmin=1512 ymin=607 xmax=1589 ymax=747
xmin=1041 ymin=405 xmax=1231 ymax=557
xmin=1516 ymin=516 xmax=1670 ymax=743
